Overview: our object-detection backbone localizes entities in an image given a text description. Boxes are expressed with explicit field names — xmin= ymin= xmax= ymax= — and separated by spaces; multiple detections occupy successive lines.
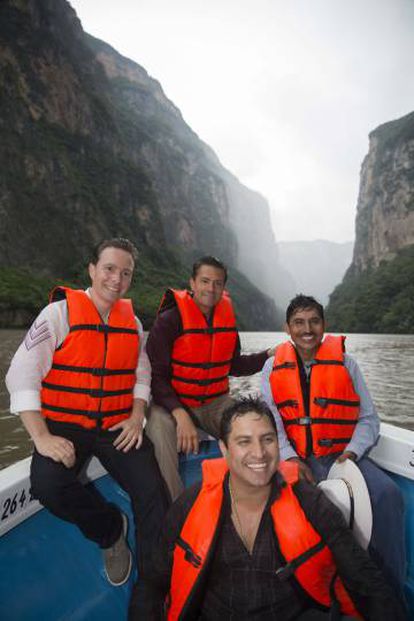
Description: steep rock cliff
xmin=352 ymin=111 xmax=414 ymax=274
xmin=0 ymin=0 xmax=283 ymax=329
xmin=327 ymin=112 xmax=414 ymax=333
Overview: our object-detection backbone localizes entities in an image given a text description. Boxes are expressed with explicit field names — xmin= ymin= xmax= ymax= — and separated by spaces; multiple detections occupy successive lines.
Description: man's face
xmin=88 ymin=247 xmax=134 ymax=310
xmin=189 ymin=265 xmax=225 ymax=315
xmin=286 ymin=307 xmax=325 ymax=361
xmin=219 ymin=412 xmax=279 ymax=491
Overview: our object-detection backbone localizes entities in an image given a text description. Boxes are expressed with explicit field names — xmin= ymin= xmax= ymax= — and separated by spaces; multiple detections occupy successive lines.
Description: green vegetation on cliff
xmin=326 ymin=245 xmax=414 ymax=334
xmin=0 ymin=260 xmax=281 ymax=331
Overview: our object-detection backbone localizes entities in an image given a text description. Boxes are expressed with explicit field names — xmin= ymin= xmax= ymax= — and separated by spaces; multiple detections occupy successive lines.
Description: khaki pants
xmin=145 ymin=394 xmax=235 ymax=501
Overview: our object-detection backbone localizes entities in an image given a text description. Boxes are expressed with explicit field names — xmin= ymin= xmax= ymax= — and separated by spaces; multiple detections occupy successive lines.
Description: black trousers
xmin=30 ymin=420 xmax=170 ymax=579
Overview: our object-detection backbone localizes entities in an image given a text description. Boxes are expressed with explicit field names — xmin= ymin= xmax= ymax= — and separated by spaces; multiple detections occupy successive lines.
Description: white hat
xmin=318 ymin=460 xmax=373 ymax=549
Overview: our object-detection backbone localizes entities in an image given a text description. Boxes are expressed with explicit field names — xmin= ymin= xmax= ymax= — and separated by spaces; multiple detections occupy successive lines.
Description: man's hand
xmin=110 ymin=399 xmax=146 ymax=452
xmin=336 ymin=450 xmax=357 ymax=464
xmin=20 ymin=410 xmax=75 ymax=468
xmin=288 ymin=457 xmax=315 ymax=483
xmin=267 ymin=345 xmax=277 ymax=357
xmin=172 ymin=408 xmax=199 ymax=455
xmin=34 ymin=434 xmax=76 ymax=468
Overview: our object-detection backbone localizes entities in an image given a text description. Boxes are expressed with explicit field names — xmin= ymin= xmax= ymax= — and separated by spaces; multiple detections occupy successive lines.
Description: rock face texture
xmin=327 ymin=112 xmax=414 ymax=333
xmin=0 ymin=0 xmax=286 ymax=328
xmin=352 ymin=112 xmax=414 ymax=275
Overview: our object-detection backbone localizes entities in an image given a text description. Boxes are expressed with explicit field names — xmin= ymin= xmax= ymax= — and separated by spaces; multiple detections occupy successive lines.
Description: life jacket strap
xmin=275 ymin=540 xmax=326 ymax=580
xmin=51 ymin=363 xmax=135 ymax=376
xmin=41 ymin=402 xmax=131 ymax=419
xmin=70 ymin=323 xmax=138 ymax=335
xmin=171 ymin=358 xmax=233 ymax=369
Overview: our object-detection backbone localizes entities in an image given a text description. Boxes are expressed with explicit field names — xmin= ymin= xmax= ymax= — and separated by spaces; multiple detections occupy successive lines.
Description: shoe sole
xmin=104 ymin=512 xmax=133 ymax=587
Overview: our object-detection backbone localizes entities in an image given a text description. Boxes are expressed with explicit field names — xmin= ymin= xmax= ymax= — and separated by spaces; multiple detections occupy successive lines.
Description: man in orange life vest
xmin=150 ymin=397 xmax=405 ymax=620
xmin=261 ymin=294 xmax=406 ymax=598
xmin=6 ymin=238 xmax=169 ymax=617
xmin=145 ymin=256 xmax=275 ymax=501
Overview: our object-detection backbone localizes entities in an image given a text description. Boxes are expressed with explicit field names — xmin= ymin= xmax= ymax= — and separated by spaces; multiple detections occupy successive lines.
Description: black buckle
xmin=314 ymin=397 xmax=328 ymax=408
xmin=275 ymin=564 xmax=294 ymax=580
xmin=318 ymin=438 xmax=333 ymax=447
xmin=90 ymin=388 xmax=104 ymax=398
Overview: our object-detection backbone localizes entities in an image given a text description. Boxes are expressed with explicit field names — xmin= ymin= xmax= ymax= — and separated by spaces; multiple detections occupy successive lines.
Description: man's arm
xmin=6 ymin=302 xmax=76 ymax=467
xmin=146 ymin=308 xmax=185 ymax=412
xmin=150 ymin=484 xmax=202 ymax=607
xmin=295 ymin=480 xmax=406 ymax=620
xmin=338 ymin=354 xmax=380 ymax=462
xmin=229 ymin=334 xmax=271 ymax=376
xmin=146 ymin=308 xmax=199 ymax=454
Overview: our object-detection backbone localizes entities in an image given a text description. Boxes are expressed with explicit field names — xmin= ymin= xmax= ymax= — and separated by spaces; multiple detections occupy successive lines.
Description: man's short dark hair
xmin=220 ymin=396 xmax=277 ymax=446
xmin=286 ymin=294 xmax=324 ymax=324
xmin=90 ymin=238 xmax=138 ymax=265
xmin=192 ymin=256 xmax=228 ymax=283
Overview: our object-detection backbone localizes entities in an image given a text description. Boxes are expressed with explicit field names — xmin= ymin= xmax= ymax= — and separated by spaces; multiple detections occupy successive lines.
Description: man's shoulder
xmin=165 ymin=482 xmax=202 ymax=527
xmin=150 ymin=305 xmax=181 ymax=333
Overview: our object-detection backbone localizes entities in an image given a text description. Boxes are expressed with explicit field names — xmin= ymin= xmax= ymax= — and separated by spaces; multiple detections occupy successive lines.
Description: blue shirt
xmin=261 ymin=350 xmax=380 ymax=461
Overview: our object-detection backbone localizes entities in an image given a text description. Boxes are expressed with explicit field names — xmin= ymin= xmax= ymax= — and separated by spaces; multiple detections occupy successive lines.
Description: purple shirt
xmin=147 ymin=305 xmax=268 ymax=412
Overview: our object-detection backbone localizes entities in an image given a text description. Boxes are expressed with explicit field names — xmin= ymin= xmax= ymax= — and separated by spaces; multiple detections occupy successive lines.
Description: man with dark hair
xmin=145 ymin=256 xmax=275 ymax=500
xmin=261 ymin=293 xmax=406 ymax=597
xmin=150 ymin=396 xmax=405 ymax=620
xmin=6 ymin=237 xmax=169 ymax=617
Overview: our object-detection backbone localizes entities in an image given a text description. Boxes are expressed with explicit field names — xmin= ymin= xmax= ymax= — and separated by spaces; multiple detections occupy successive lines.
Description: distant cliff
xmin=327 ymin=112 xmax=414 ymax=333
xmin=277 ymin=240 xmax=353 ymax=307
xmin=0 ymin=0 xmax=284 ymax=329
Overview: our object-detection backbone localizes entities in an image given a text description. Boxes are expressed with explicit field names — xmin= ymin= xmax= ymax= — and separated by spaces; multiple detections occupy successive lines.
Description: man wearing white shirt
xmin=6 ymin=238 xmax=169 ymax=619
xmin=261 ymin=294 xmax=406 ymax=600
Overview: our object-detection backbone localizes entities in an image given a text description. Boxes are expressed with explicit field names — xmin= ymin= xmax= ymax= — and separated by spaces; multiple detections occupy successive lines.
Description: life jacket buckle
xmin=90 ymin=388 xmax=104 ymax=398
xmin=92 ymin=368 xmax=105 ymax=376
xmin=298 ymin=417 xmax=312 ymax=426
xmin=314 ymin=397 xmax=328 ymax=408
xmin=318 ymin=438 xmax=334 ymax=447
xmin=275 ymin=563 xmax=294 ymax=580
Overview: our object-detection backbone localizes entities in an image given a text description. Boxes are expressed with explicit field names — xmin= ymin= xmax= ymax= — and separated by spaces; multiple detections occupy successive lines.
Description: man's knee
xmin=146 ymin=404 xmax=177 ymax=441
xmin=359 ymin=458 xmax=404 ymax=511
xmin=30 ymin=454 xmax=68 ymax=506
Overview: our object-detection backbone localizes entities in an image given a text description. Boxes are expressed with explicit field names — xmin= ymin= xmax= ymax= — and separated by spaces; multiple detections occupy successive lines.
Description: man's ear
xmin=284 ymin=321 xmax=290 ymax=336
xmin=219 ymin=439 xmax=227 ymax=458
xmin=88 ymin=263 xmax=95 ymax=281
xmin=189 ymin=277 xmax=195 ymax=293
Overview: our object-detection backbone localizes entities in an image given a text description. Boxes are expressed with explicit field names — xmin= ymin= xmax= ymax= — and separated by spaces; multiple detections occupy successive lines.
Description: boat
xmin=0 ymin=424 xmax=413 ymax=620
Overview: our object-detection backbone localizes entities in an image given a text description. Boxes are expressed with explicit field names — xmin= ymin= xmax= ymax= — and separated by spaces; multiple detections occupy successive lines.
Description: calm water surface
xmin=1 ymin=330 xmax=413 ymax=470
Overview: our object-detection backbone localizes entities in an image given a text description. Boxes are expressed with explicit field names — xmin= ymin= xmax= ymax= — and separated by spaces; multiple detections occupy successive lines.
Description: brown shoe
xmin=103 ymin=513 xmax=132 ymax=586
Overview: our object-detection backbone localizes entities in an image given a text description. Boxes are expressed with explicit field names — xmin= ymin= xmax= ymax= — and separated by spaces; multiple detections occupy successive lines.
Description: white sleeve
xmin=133 ymin=317 xmax=151 ymax=404
xmin=5 ymin=301 xmax=69 ymax=414
xmin=343 ymin=354 xmax=380 ymax=458
xmin=260 ymin=357 xmax=298 ymax=461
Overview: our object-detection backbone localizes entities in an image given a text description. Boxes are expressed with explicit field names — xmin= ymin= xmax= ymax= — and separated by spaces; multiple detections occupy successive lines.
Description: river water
xmin=1 ymin=329 xmax=413 ymax=470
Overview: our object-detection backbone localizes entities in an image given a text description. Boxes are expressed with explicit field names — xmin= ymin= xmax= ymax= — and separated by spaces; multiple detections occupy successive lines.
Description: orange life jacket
xmin=269 ymin=336 xmax=360 ymax=458
xmin=159 ymin=289 xmax=237 ymax=408
xmin=167 ymin=458 xmax=361 ymax=621
xmin=41 ymin=287 xmax=139 ymax=430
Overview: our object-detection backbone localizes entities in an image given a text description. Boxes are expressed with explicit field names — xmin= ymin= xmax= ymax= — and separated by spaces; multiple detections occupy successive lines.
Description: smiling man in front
xmin=151 ymin=397 xmax=405 ymax=620
xmin=261 ymin=294 xmax=406 ymax=599
xmin=6 ymin=238 xmax=169 ymax=618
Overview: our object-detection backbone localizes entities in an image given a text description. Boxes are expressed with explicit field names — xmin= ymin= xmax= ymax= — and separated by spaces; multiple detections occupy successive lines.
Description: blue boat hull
xmin=0 ymin=442 xmax=221 ymax=621
xmin=0 ymin=440 xmax=412 ymax=619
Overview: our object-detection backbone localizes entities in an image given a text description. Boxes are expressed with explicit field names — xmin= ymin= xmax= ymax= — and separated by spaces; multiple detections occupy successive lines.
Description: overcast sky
xmin=69 ymin=0 xmax=414 ymax=243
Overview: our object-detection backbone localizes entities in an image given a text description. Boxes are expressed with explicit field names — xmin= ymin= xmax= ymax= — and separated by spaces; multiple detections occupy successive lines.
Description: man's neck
xmin=88 ymin=289 xmax=112 ymax=322
xmin=229 ymin=476 xmax=271 ymax=507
